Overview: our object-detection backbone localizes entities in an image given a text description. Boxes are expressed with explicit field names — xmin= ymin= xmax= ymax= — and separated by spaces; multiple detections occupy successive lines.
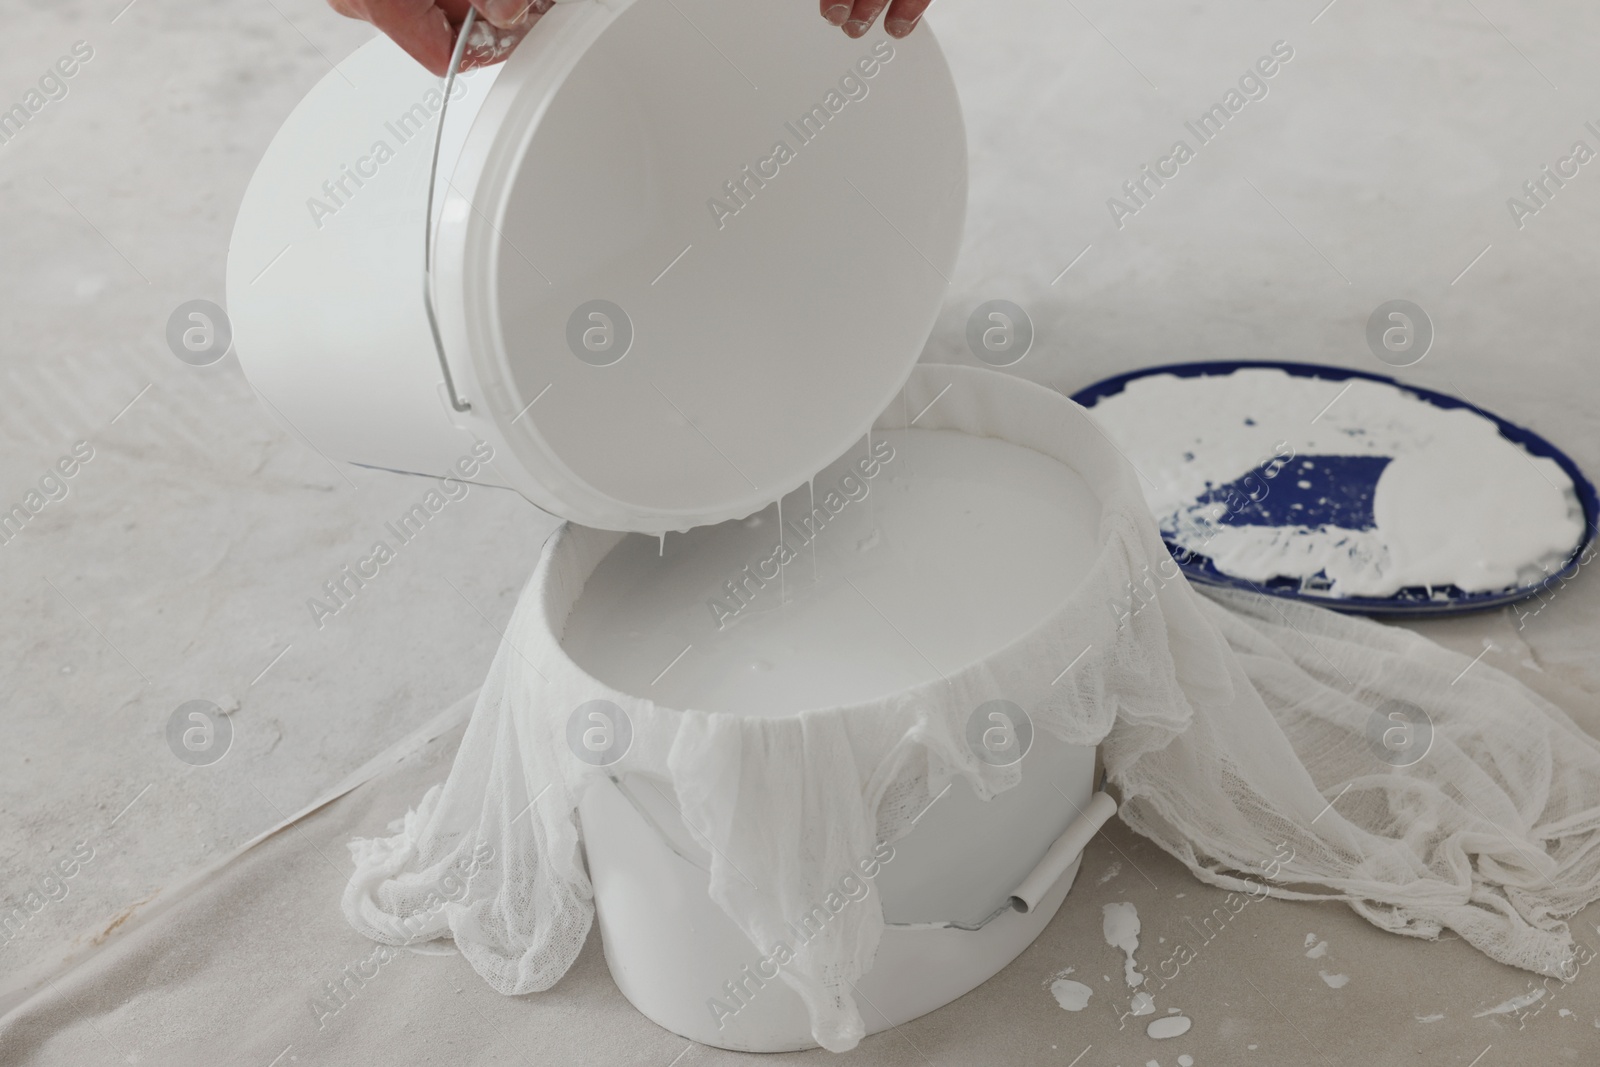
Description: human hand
xmin=329 ymin=0 xmax=932 ymax=78
xmin=820 ymin=0 xmax=932 ymax=39
xmin=326 ymin=0 xmax=554 ymax=76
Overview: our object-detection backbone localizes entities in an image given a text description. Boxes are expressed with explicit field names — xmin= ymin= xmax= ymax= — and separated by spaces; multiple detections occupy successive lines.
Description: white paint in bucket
xmin=564 ymin=428 xmax=1104 ymax=714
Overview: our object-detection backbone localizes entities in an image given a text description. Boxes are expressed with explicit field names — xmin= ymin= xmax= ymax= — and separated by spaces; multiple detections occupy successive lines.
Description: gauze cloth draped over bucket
xmin=342 ymin=365 xmax=1600 ymax=1053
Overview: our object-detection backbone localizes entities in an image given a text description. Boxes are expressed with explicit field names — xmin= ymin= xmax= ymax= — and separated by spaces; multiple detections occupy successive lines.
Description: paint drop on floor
xmin=1415 ymin=1013 xmax=1445 ymax=1023
xmin=1305 ymin=939 xmax=1328 ymax=959
xmin=1147 ymin=1015 xmax=1192 ymax=1039
xmin=1319 ymin=971 xmax=1349 ymax=989
xmin=1303 ymin=932 xmax=1316 ymax=947
xmin=1051 ymin=978 xmax=1094 ymax=1011
xmin=1131 ymin=991 xmax=1156 ymax=1016
xmin=1474 ymin=988 xmax=1545 ymax=1017
xmin=1103 ymin=901 xmax=1143 ymax=987
xmin=1178 ymin=1057 xmax=1194 ymax=1067
xmin=1099 ymin=860 xmax=1123 ymax=883
xmin=1558 ymin=1008 xmax=1572 ymax=1018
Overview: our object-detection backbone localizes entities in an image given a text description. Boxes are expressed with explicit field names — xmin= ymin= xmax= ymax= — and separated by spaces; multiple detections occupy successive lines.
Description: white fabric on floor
xmin=341 ymin=365 xmax=1600 ymax=1051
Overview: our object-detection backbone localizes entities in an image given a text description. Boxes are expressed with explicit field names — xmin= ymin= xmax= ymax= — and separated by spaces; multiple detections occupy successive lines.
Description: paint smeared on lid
xmin=1086 ymin=368 xmax=1585 ymax=598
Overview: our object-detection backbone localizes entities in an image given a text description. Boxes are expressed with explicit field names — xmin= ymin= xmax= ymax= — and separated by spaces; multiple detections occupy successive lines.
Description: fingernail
xmin=842 ymin=19 xmax=870 ymax=37
xmin=824 ymin=4 xmax=850 ymax=25
xmin=885 ymin=16 xmax=918 ymax=37
xmin=484 ymin=0 xmax=530 ymax=27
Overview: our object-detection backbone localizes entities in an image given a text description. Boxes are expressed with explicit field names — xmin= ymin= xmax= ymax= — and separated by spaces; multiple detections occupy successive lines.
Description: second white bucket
xmin=551 ymin=366 xmax=1117 ymax=1051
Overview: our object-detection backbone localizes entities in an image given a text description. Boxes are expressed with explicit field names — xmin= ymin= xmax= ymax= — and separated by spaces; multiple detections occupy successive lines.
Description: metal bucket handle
xmin=422 ymin=8 xmax=483 ymax=413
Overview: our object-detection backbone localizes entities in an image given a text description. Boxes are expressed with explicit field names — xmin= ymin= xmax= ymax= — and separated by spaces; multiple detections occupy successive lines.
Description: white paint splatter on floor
xmin=1147 ymin=1015 xmax=1193 ymax=1039
xmin=1415 ymin=1013 xmax=1445 ymax=1023
xmin=1305 ymin=939 xmax=1328 ymax=959
xmin=1178 ymin=1056 xmax=1195 ymax=1067
xmin=1099 ymin=860 xmax=1123 ymax=884
xmin=1103 ymin=901 xmax=1143 ymax=987
xmin=1304 ymin=932 xmax=1317 ymax=947
xmin=1474 ymin=989 xmax=1545 ymax=1017
xmin=1319 ymin=971 xmax=1349 ymax=989
xmin=1051 ymin=977 xmax=1094 ymax=1011
xmin=1046 ymin=966 xmax=1093 ymax=1012
xmin=1130 ymin=991 xmax=1156 ymax=1016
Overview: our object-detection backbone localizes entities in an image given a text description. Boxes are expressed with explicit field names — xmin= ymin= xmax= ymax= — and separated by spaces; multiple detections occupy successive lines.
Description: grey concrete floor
xmin=2 ymin=0 xmax=1599 ymax=1063
xmin=0 ymin=0 xmax=562 ymax=988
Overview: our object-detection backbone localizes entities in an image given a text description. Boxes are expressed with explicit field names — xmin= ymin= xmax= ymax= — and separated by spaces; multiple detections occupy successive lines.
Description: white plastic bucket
xmin=553 ymin=367 xmax=1115 ymax=1050
xmin=579 ymin=750 xmax=1102 ymax=1051
xmin=226 ymin=0 xmax=967 ymax=533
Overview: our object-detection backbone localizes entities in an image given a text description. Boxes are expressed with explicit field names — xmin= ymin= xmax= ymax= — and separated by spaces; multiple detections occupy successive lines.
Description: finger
xmin=471 ymin=0 xmax=543 ymax=30
xmin=819 ymin=0 xmax=851 ymax=27
xmin=882 ymin=0 xmax=932 ymax=38
xmin=842 ymin=0 xmax=891 ymax=39
xmin=363 ymin=1 xmax=459 ymax=75
xmin=460 ymin=0 xmax=550 ymax=68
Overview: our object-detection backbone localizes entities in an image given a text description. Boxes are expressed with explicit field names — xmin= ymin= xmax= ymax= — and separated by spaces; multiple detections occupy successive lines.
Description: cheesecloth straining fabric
xmin=342 ymin=365 xmax=1600 ymax=1052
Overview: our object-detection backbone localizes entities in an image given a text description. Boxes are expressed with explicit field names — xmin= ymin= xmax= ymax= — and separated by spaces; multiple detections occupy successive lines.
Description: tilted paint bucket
xmin=227 ymin=0 xmax=966 ymax=533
